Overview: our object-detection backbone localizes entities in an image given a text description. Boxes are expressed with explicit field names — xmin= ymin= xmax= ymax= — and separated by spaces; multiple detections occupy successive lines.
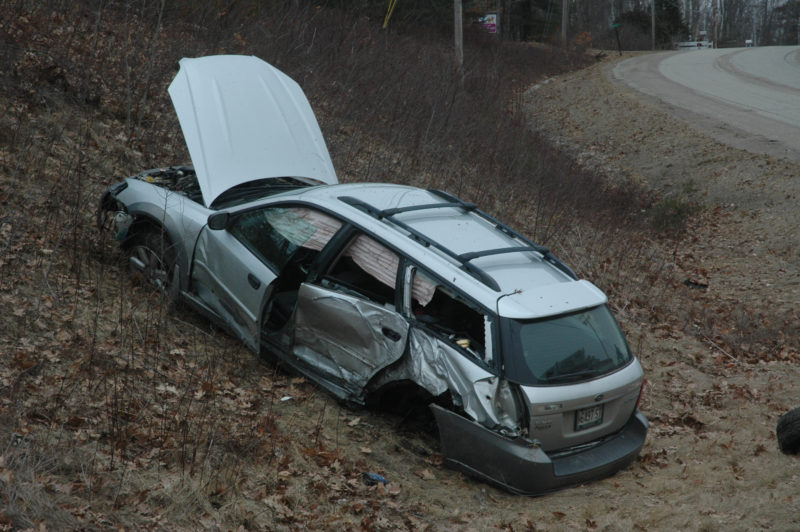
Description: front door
xmin=192 ymin=226 xmax=276 ymax=350
xmin=193 ymin=205 xmax=342 ymax=351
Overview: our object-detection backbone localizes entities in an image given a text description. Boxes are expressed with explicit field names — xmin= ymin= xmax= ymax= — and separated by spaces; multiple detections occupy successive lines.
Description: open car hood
xmin=168 ymin=55 xmax=338 ymax=207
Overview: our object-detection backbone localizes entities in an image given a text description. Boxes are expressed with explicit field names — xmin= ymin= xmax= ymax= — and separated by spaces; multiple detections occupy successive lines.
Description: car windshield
xmin=502 ymin=305 xmax=632 ymax=385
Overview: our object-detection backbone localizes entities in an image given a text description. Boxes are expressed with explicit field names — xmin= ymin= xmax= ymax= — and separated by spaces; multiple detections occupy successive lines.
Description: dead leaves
xmin=637 ymin=448 xmax=671 ymax=471
xmin=301 ymin=445 xmax=340 ymax=468
xmin=261 ymin=494 xmax=295 ymax=522
xmin=648 ymin=413 xmax=705 ymax=438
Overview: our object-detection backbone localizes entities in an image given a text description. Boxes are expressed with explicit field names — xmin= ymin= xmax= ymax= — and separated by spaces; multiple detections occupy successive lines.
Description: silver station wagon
xmin=98 ymin=55 xmax=647 ymax=494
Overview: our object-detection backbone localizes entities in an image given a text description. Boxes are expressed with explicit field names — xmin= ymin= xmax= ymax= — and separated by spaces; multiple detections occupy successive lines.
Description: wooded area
xmin=352 ymin=0 xmax=800 ymax=48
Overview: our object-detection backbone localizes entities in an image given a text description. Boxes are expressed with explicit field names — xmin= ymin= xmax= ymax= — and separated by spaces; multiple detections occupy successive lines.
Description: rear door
xmin=291 ymin=233 xmax=409 ymax=400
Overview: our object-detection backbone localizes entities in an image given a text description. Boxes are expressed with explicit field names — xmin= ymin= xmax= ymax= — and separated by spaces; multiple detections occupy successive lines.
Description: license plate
xmin=575 ymin=405 xmax=603 ymax=431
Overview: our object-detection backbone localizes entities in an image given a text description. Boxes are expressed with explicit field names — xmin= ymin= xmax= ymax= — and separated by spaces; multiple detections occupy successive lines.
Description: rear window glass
xmin=503 ymin=305 xmax=632 ymax=385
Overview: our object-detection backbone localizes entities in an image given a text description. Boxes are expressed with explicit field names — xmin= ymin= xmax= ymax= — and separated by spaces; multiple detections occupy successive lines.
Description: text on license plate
xmin=575 ymin=404 xmax=604 ymax=431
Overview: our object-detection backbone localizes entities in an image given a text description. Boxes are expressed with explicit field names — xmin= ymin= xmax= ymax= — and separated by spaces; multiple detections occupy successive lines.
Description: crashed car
xmin=98 ymin=55 xmax=647 ymax=494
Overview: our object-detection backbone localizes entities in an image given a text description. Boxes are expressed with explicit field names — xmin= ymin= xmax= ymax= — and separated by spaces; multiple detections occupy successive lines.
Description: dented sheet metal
xmin=292 ymin=283 xmax=408 ymax=398
xmin=369 ymin=328 xmax=520 ymax=434
xmin=293 ymin=284 xmax=520 ymax=435
xmin=432 ymin=404 xmax=648 ymax=495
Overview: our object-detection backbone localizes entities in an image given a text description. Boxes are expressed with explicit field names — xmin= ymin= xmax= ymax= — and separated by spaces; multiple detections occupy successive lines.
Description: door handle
xmin=247 ymin=273 xmax=261 ymax=289
xmin=382 ymin=327 xmax=401 ymax=342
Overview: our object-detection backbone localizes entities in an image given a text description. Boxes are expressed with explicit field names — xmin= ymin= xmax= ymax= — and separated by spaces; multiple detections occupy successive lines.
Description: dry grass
xmin=2 ymin=1 xmax=799 ymax=530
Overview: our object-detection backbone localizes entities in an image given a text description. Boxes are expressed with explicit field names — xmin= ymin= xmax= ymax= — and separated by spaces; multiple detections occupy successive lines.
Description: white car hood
xmin=168 ymin=55 xmax=338 ymax=207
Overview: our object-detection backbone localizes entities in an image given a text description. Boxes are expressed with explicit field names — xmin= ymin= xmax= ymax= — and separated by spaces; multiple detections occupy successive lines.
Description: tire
xmin=777 ymin=406 xmax=800 ymax=455
xmin=128 ymin=228 xmax=176 ymax=294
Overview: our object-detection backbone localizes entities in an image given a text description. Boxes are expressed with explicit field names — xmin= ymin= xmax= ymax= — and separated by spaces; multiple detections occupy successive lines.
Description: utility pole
xmin=454 ymin=0 xmax=463 ymax=68
xmin=713 ymin=0 xmax=718 ymax=48
xmin=561 ymin=0 xmax=568 ymax=47
xmin=651 ymin=0 xmax=656 ymax=50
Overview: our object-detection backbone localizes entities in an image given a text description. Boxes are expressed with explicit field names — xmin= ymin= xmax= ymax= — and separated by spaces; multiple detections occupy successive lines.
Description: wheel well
xmin=366 ymin=380 xmax=453 ymax=436
xmin=122 ymin=217 xmax=168 ymax=249
xmin=366 ymin=380 xmax=434 ymax=412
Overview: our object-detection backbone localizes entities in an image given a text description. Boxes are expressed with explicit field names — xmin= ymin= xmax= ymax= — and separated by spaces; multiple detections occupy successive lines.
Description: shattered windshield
xmin=502 ymin=305 xmax=632 ymax=386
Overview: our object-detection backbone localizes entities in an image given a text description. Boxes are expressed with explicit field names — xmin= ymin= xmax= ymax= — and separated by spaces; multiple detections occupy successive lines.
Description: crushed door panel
xmin=292 ymin=283 xmax=409 ymax=399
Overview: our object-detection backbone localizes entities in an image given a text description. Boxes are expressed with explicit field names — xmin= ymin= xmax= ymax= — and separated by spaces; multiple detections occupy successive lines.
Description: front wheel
xmin=777 ymin=406 xmax=800 ymax=454
xmin=128 ymin=229 xmax=176 ymax=294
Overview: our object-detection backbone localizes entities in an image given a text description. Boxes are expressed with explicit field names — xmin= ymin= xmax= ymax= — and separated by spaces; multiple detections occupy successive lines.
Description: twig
xmin=313 ymin=401 xmax=327 ymax=447
xmin=702 ymin=334 xmax=742 ymax=366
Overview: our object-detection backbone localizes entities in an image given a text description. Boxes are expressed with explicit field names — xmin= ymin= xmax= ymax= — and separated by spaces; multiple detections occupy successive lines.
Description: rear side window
xmin=407 ymin=267 xmax=493 ymax=364
xmin=230 ymin=207 xmax=342 ymax=272
xmin=322 ymin=233 xmax=399 ymax=306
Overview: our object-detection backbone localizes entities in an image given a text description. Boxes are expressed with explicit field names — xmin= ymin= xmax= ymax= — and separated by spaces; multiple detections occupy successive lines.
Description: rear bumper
xmin=431 ymin=405 xmax=648 ymax=495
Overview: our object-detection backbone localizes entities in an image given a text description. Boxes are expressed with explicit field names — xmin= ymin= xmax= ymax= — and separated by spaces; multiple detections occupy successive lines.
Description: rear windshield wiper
xmin=541 ymin=368 xmax=600 ymax=384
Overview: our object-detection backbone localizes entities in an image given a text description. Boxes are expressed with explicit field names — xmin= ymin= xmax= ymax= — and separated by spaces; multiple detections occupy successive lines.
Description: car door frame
xmin=288 ymin=227 xmax=410 ymax=402
xmin=191 ymin=202 xmax=346 ymax=353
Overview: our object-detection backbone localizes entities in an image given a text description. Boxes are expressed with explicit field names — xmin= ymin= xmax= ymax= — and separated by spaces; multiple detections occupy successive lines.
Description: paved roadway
xmin=612 ymin=46 xmax=800 ymax=161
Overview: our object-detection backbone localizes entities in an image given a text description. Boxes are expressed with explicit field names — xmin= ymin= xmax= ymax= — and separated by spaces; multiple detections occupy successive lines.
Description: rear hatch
xmin=519 ymin=365 xmax=643 ymax=451
xmin=500 ymin=303 xmax=644 ymax=451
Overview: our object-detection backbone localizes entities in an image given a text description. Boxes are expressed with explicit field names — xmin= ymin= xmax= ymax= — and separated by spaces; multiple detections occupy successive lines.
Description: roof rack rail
xmin=429 ymin=189 xmax=577 ymax=280
xmin=339 ymin=195 xmax=501 ymax=290
xmin=338 ymin=190 xmax=578 ymax=291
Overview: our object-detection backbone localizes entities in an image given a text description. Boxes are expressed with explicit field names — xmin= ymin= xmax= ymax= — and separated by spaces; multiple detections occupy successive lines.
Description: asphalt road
xmin=612 ymin=46 xmax=800 ymax=161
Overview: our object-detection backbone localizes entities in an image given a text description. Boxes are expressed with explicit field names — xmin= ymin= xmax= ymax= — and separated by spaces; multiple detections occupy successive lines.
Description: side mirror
xmin=207 ymin=212 xmax=231 ymax=230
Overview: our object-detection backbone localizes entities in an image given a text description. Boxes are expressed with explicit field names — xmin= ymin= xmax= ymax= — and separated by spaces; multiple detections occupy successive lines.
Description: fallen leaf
xmin=416 ymin=468 xmax=435 ymax=480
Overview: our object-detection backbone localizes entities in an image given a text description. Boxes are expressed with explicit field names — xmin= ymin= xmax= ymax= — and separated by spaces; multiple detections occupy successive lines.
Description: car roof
xmin=282 ymin=183 xmax=608 ymax=319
